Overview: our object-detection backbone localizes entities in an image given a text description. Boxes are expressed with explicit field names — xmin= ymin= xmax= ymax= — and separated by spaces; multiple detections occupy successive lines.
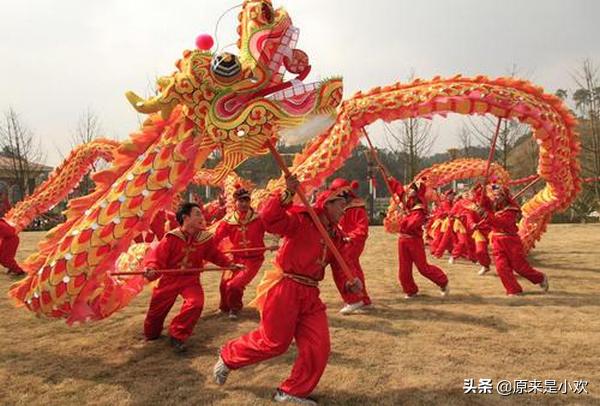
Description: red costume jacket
xmin=398 ymin=207 xmax=427 ymax=238
xmin=487 ymin=205 xmax=521 ymax=235
xmin=214 ymin=209 xmax=266 ymax=259
xmin=261 ymin=193 xmax=347 ymax=281
xmin=144 ymin=228 xmax=232 ymax=280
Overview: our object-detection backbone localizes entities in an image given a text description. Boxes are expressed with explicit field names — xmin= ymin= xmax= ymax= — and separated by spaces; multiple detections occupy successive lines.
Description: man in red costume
xmin=143 ymin=202 xmax=239 ymax=352
xmin=214 ymin=186 xmax=266 ymax=319
xmin=328 ymin=178 xmax=371 ymax=315
xmin=1 ymin=190 xmax=24 ymax=275
xmin=428 ymin=189 xmax=455 ymax=255
xmin=0 ymin=217 xmax=24 ymax=276
xmin=213 ymin=175 xmax=362 ymax=405
xmin=463 ymin=184 xmax=492 ymax=275
xmin=485 ymin=185 xmax=549 ymax=296
xmin=389 ymin=177 xmax=449 ymax=299
xmin=446 ymin=192 xmax=477 ymax=264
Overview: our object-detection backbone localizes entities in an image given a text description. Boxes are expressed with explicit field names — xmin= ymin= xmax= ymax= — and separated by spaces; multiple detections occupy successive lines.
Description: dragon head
xmin=127 ymin=0 xmax=343 ymax=182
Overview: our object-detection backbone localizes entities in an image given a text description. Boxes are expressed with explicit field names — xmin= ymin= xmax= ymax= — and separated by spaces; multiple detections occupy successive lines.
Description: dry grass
xmin=1 ymin=224 xmax=599 ymax=405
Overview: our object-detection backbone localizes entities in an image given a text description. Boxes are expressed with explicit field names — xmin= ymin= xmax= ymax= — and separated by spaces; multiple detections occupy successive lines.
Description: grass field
xmin=1 ymin=224 xmax=599 ymax=405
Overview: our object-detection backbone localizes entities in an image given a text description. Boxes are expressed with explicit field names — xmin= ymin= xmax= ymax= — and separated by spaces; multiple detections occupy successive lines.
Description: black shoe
xmin=169 ymin=336 xmax=187 ymax=353
xmin=7 ymin=268 xmax=25 ymax=276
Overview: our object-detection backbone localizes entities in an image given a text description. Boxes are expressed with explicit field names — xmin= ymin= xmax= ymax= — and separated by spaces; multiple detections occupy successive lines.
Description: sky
xmin=1 ymin=0 xmax=599 ymax=166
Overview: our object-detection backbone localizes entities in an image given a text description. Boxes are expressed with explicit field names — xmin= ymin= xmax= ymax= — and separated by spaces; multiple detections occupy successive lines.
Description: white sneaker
xmin=273 ymin=389 xmax=317 ymax=405
xmin=478 ymin=266 xmax=490 ymax=276
xmin=213 ymin=355 xmax=230 ymax=385
xmin=404 ymin=293 xmax=418 ymax=300
xmin=448 ymin=256 xmax=455 ymax=265
xmin=506 ymin=292 xmax=523 ymax=297
xmin=228 ymin=310 xmax=239 ymax=320
xmin=440 ymin=283 xmax=450 ymax=297
xmin=540 ymin=274 xmax=549 ymax=292
xmin=339 ymin=301 xmax=365 ymax=315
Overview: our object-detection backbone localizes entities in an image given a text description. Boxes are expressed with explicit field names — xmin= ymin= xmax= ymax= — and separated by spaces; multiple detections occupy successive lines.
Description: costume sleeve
xmin=388 ymin=177 xmax=405 ymax=199
xmin=345 ymin=208 xmax=369 ymax=243
xmin=328 ymin=233 xmax=358 ymax=283
xmin=260 ymin=192 xmax=301 ymax=237
xmin=204 ymin=237 xmax=233 ymax=268
xmin=213 ymin=220 xmax=230 ymax=244
xmin=143 ymin=236 xmax=171 ymax=280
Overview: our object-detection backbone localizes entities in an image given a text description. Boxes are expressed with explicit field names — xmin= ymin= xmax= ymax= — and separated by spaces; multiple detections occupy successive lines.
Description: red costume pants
xmin=220 ymin=278 xmax=330 ymax=398
xmin=0 ymin=220 xmax=21 ymax=271
xmin=474 ymin=239 xmax=491 ymax=268
xmin=332 ymin=242 xmax=371 ymax=305
xmin=491 ymin=236 xmax=544 ymax=295
xmin=144 ymin=276 xmax=204 ymax=341
xmin=433 ymin=225 xmax=454 ymax=258
xmin=219 ymin=256 xmax=264 ymax=312
xmin=398 ymin=236 xmax=448 ymax=296
xmin=451 ymin=229 xmax=476 ymax=261
xmin=429 ymin=225 xmax=445 ymax=255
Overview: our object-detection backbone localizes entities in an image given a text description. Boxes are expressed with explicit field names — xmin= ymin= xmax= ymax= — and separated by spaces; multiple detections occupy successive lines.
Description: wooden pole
xmin=110 ymin=266 xmax=239 ymax=277
xmin=482 ymin=117 xmax=504 ymax=187
xmin=223 ymin=245 xmax=279 ymax=254
xmin=361 ymin=128 xmax=396 ymax=196
xmin=513 ymin=175 xmax=542 ymax=199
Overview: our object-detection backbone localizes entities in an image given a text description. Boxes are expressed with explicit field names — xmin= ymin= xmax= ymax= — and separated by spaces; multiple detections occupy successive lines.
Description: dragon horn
xmin=125 ymin=91 xmax=176 ymax=120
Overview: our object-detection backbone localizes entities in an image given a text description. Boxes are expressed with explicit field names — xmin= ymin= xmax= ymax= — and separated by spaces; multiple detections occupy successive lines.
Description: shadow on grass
xmin=529 ymin=252 xmax=600 ymax=274
xmin=356 ymin=304 xmax=513 ymax=332
xmin=2 ymin=343 xmax=228 ymax=405
xmin=237 ymin=384 xmax=599 ymax=406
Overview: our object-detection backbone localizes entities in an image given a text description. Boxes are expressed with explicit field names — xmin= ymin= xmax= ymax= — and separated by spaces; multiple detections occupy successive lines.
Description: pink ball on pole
xmin=195 ymin=34 xmax=214 ymax=50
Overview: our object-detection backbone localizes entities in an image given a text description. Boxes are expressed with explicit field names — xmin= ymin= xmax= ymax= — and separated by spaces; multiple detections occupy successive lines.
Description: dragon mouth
xmin=266 ymin=24 xmax=299 ymax=78
xmin=259 ymin=23 xmax=319 ymax=100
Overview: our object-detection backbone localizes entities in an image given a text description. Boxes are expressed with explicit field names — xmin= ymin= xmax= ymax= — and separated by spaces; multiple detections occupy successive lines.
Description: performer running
xmin=486 ymin=185 xmax=549 ymax=296
xmin=328 ymin=178 xmax=371 ymax=315
xmin=389 ymin=177 xmax=449 ymax=299
xmin=214 ymin=185 xmax=266 ymax=319
xmin=428 ymin=189 xmax=455 ymax=255
xmin=143 ymin=202 xmax=240 ymax=352
xmin=464 ymin=184 xmax=492 ymax=275
xmin=212 ymin=175 xmax=361 ymax=405
xmin=0 ymin=217 xmax=24 ymax=276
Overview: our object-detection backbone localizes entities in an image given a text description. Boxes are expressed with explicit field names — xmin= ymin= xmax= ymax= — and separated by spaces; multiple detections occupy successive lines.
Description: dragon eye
xmin=261 ymin=3 xmax=274 ymax=24
xmin=211 ymin=52 xmax=241 ymax=81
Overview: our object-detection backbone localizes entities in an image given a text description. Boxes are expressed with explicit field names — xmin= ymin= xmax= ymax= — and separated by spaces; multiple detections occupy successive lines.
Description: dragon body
xmin=9 ymin=1 xmax=579 ymax=322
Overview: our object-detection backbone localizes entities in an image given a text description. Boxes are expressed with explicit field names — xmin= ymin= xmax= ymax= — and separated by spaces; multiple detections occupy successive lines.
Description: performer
xmin=448 ymin=192 xmax=477 ymax=264
xmin=428 ymin=189 xmax=455 ymax=255
xmin=0 ymin=218 xmax=24 ymax=276
xmin=464 ymin=184 xmax=492 ymax=275
xmin=389 ymin=177 xmax=449 ymax=299
xmin=213 ymin=175 xmax=362 ymax=404
xmin=214 ymin=186 xmax=266 ymax=319
xmin=328 ymin=178 xmax=371 ymax=315
xmin=143 ymin=202 xmax=239 ymax=352
xmin=486 ymin=185 xmax=549 ymax=296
